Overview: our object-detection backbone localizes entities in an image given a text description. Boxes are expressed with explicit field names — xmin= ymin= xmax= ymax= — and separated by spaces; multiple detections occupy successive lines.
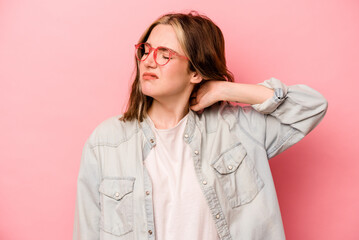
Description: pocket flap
xmin=99 ymin=178 xmax=135 ymax=201
xmin=212 ymin=143 xmax=247 ymax=174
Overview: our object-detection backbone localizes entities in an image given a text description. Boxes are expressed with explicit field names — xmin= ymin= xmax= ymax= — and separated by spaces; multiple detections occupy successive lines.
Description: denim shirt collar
xmin=139 ymin=107 xmax=197 ymax=160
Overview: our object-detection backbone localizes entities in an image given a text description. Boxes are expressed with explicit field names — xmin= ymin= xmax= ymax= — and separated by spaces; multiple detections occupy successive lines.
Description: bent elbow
xmin=319 ymin=95 xmax=329 ymax=118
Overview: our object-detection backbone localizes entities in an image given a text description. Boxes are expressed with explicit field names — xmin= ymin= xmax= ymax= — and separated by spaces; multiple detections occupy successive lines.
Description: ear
xmin=189 ymin=71 xmax=203 ymax=84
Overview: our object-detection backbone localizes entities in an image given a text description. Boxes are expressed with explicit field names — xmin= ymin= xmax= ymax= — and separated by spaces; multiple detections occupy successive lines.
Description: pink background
xmin=1 ymin=0 xmax=358 ymax=239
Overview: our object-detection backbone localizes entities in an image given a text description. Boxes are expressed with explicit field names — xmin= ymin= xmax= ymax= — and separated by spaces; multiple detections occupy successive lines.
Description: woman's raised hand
xmin=189 ymin=80 xmax=226 ymax=112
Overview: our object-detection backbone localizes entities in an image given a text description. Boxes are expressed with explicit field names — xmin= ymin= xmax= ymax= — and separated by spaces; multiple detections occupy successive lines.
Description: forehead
xmin=146 ymin=24 xmax=183 ymax=53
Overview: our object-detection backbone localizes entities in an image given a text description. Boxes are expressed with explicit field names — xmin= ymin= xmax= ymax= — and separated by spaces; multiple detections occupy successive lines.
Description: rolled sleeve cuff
xmin=251 ymin=77 xmax=288 ymax=114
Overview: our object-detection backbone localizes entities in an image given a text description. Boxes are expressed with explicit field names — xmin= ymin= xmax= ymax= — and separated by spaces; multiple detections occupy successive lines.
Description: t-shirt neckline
xmin=147 ymin=112 xmax=189 ymax=132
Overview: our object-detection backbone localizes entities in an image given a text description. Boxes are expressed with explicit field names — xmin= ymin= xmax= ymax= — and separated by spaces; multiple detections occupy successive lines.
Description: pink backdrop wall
xmin=1 ymin=0 xmax=358 ymax=239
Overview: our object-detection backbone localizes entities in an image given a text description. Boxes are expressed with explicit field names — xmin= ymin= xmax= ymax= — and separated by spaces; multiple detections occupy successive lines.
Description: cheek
xmin=162 ymin=63 xmax=189 ymax=83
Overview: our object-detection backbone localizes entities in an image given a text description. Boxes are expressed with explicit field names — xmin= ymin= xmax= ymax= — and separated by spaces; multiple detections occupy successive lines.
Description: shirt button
xmin=184 ymin=134 xmax=189 ymax=138
xmin=150 ymin=139 xmax=154 ymax=143
xmin=194 ymin=150 xmax=199 ymax=155
xmin=115 ymin=192 xmax=120 ymax=197
xmin=202 ymin=180 xmax=207 ymax=185
xmin=148 ymin=230 xmax=153 ymax=235
xmin=216 ymin=214 xmax=220 ymax=219
xmin=228 ymin=165 xmax=233 ymax=170
xmin=146 ymin=191 xmax=150 ymax=195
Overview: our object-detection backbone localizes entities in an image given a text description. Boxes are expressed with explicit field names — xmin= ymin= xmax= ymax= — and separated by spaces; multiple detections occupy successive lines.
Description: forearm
xmin=219 ymin=81 xmax=275 ymax=105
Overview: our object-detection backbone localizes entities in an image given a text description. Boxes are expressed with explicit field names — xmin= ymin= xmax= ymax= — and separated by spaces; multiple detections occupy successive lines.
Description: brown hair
xmin=119 ymin=10 xmax=234 ymax=123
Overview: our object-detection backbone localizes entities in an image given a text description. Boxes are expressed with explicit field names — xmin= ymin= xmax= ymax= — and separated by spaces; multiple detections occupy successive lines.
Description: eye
xmin=158 ymin=47 xmax=170 ymax=59
xmin=143 ymin=45 xmax=151 ymax=55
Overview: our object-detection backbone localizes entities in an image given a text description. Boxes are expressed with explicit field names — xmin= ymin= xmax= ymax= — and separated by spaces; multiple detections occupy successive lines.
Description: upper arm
xmin=73 ymin=140 xmax=101 ymax=240
xmin=238 ymin=77 xmax=328 ymax=159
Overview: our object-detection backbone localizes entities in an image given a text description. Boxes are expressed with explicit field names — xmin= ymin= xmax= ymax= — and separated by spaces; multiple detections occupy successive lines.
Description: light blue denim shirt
xmin=73 ymin=77 xmax=328 ymax=240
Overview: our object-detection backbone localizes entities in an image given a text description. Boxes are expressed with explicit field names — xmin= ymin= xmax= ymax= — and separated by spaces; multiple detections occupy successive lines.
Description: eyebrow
xmin=145 ymin=42 xmax=178 ymax=53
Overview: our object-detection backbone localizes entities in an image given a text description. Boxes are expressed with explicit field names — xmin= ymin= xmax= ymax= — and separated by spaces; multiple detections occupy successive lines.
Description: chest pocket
xmin=211 ymin=143 xmax=264 ymax=208
xmin=99 ymin=177 xmax=135 ymax=237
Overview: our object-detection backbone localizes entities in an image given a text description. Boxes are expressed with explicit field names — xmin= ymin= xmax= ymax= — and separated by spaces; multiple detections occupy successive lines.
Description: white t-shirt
xmin=144 ymin=113 xmax=220 ymax=240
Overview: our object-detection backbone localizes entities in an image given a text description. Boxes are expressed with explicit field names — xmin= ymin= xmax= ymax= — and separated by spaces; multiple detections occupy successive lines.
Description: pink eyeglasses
xmin=135 ymin=42 xmax=189 ymax=66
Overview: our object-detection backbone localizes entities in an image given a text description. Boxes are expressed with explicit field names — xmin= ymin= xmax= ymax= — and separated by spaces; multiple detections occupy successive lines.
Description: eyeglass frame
xmin=134 ymin=42 xmax=189 ymax=66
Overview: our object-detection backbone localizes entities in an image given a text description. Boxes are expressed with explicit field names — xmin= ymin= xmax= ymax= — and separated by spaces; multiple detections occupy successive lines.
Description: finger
xmin=191 ymin=101 xmax=203 ymax=111
xmin=191 ymin=105 xmax=204 ymax=114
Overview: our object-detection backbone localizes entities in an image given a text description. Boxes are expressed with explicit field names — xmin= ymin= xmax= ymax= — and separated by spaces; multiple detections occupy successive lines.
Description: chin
xmin=140 ymin=81 xmax=159 ymax=98
xmin=141 ymin=90 xmax=164 ymax=102
xmin=140 ymin=87 xmax=156 ymax=99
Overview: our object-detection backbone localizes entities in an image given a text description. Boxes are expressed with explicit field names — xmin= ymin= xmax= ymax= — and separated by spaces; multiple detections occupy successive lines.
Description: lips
xmin=143 ymin=72 xmax=158 ymax=79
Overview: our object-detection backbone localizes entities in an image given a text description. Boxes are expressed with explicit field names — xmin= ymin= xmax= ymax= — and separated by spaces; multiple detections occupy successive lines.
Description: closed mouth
xmin=143 ymin=72 xmax=158 ymax=78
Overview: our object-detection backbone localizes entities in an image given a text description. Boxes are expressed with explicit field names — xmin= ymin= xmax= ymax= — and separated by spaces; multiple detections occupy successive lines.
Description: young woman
xmin=73 ymin=11 xmax=328 ymax=240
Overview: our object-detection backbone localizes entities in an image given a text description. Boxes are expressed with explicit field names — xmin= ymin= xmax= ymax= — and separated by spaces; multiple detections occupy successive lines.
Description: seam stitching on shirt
xmin=267 ymin=127 xmax=298 ymax=158
xmin=237 ymin=123 xmax=263 ymax=148
xmin=89 ymin=127 xmax=140 ymax=148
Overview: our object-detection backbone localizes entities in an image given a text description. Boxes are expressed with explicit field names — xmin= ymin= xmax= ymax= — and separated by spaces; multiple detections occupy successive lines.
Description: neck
xmin=147 ymin=98 xmax=190 ymax=130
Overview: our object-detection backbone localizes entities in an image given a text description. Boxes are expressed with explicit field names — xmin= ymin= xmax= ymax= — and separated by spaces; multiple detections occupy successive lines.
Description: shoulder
xmin=202 ymin=102 xmax=266 ymax=140
xmin=203 ymin=101 xmax=265 ymax=125
xmin=87 ymin=114 xmax=139 ymax=147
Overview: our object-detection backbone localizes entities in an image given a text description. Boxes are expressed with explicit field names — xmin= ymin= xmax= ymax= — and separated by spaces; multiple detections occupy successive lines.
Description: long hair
xmin=119 ymin=10 xmax=235 ymax=123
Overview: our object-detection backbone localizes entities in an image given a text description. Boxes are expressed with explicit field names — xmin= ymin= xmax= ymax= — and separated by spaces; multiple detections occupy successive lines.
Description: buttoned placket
xmin=139 ymin=109 xmax=232 ymax=240
xmin=139 ymin=118 xmax=157 ymax=239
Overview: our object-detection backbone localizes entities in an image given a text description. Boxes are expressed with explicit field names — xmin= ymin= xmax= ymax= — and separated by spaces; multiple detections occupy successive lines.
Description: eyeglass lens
xmin=136 ymin=43 xmax=171 ymax=65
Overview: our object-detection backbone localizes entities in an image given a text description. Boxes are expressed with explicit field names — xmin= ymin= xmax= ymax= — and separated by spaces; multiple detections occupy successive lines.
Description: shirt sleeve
xmin=245 ymin=77 xmax=328 ymax=159
xmin=73 ymin=139 xmax=101 ymax=240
